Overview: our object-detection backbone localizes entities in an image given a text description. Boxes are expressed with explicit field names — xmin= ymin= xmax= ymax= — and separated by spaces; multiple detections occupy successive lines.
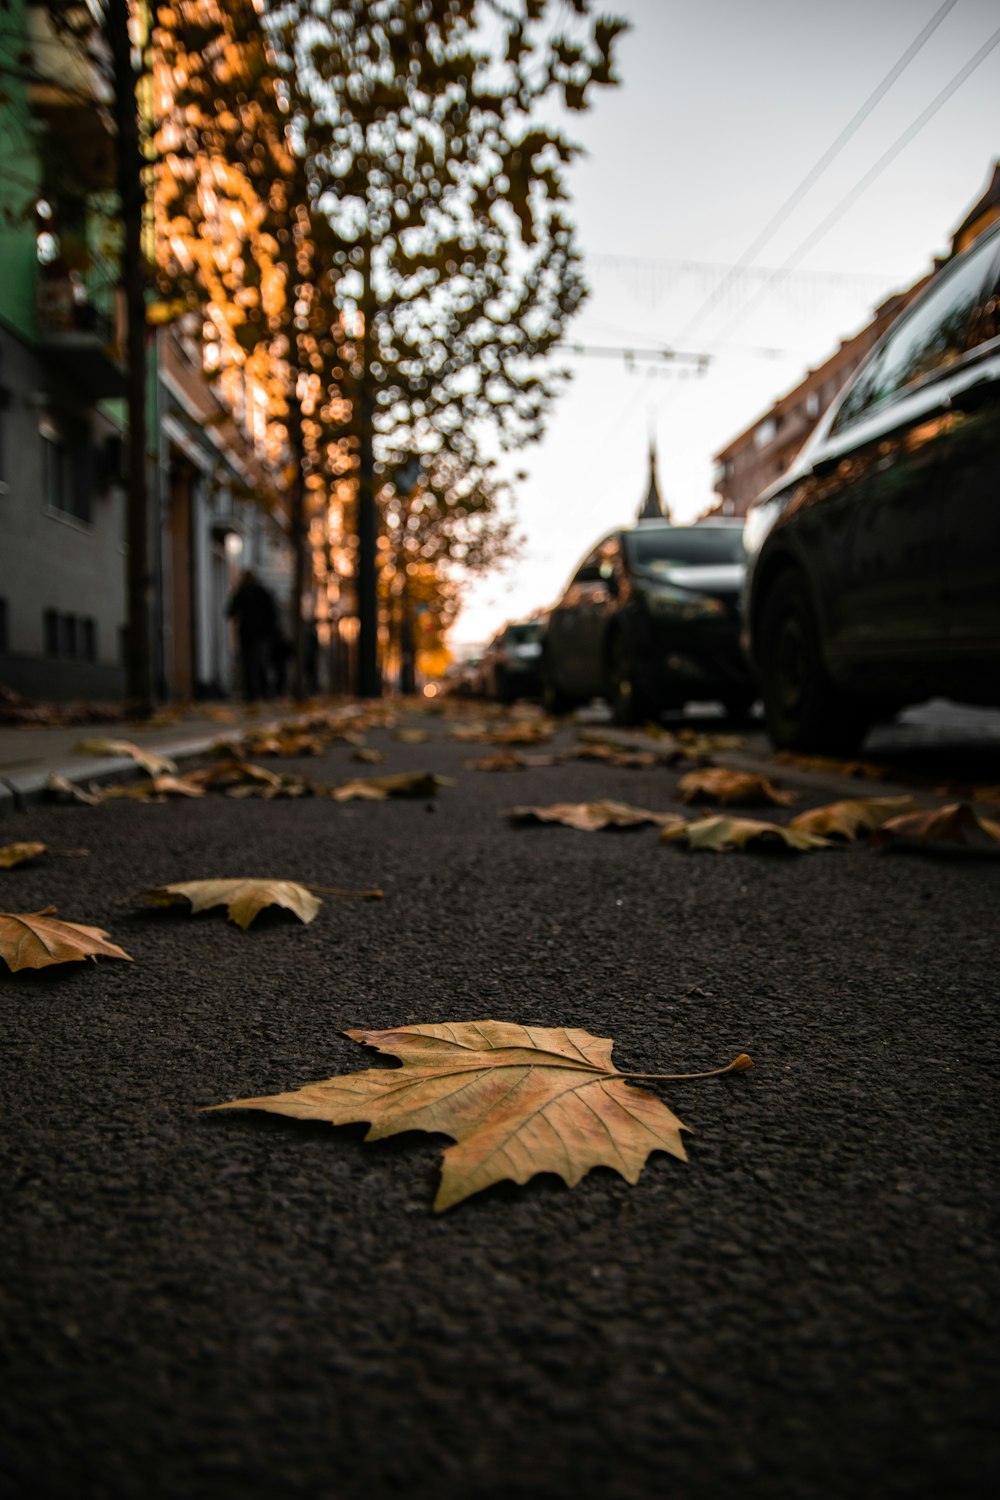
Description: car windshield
xmin=505 ymin=623 xmax=541 ymax=645
xmin=625 ymin=527 xmax=744 ymax=569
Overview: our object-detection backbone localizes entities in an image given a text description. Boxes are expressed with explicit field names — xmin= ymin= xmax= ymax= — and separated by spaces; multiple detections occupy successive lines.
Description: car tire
xmin=607 ymin=631 xmax=652 ymax=727
xmin=541 ymin=660 xmax=576 ymax=716
xmin=758 ymin=570 xmax=869 ymax=753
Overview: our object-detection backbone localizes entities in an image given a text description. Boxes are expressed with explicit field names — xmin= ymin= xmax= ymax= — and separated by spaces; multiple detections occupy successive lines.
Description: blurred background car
xmin=476 ymin=619 xmax=544 ymax=702
xmin=744 ymin=219 xmax=1000 ymax=754
xmin=540 ymin=520 xmax=754 ymax=724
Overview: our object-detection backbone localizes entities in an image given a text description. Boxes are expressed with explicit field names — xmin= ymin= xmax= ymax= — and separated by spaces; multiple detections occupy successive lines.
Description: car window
xmin=833 ymin=231 xmax=1000 ymax=432
xmin=625 ymin=527 xmax=744 ymax=568
xmin=505 ymin=623 xmax=540 ymax=645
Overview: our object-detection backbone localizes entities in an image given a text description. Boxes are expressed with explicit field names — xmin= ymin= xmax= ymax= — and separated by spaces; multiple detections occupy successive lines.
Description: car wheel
xmin=607 ymin=632 xmax=652 ymax=727
xmin=541 ymin=659 xmax=576 ymax=716
xmin=758 ymin=571 xmax=868 ymax=753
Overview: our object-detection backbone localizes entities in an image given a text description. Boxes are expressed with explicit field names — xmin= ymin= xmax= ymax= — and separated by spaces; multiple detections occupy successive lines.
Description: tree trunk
xmin=355 ymin=235 xmax=379 ymax=697
xmin=287 ymin=385 xmax=306 ymax=700
xmin=106 ymin=0 xmax=152 ymax=717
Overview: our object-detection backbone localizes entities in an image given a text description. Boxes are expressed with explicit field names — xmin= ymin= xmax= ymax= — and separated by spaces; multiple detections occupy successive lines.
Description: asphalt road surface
xmin=2 ymin=704 xmax=998 ymax=1500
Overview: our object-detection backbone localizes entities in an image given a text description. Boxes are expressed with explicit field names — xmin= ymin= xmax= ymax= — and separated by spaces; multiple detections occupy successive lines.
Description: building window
xmin=806 ymin=391 xmax=820 ymax=418
xmin=44 ymin=608 xmax=59 ymax=656
xmin=40 ymin=416 xmax=92 ymax=523
xmin=81 ymin=617 xmax=96 ymax=662
xmin=59 ymin=614 xmax=78 ymax=658
xmin=754 ymin=418 xmax=777 ymax=449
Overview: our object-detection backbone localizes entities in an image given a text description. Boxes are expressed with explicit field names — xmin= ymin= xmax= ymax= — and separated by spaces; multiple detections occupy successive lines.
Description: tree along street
xmin=2 ymin=706 xmax=997 ymax=1500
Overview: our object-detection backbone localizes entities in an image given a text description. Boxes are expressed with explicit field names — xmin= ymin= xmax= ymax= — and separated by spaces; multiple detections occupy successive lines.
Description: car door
xmin=791 ymin=229 xmax=1000 ymax=677
xmin=545 ymin=540 xmax=617 ymax=697
xmin=934 ymin=242 xmax=1000 ymax=664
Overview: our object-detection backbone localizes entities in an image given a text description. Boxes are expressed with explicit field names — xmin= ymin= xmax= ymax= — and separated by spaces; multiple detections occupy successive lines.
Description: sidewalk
xmin=0 ymin=703 xmax=294 ymax=816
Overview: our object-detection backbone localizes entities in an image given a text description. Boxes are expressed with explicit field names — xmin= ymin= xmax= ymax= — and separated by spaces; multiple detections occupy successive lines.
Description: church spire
xmin=637 ymin=440 xmax=670 ymax=521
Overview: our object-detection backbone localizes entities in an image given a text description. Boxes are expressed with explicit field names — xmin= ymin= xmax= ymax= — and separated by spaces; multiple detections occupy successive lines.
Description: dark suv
xmin=744 ymin=220 xmax=1000 ymax=753
xmin=541 ymin=521 xmax=753 ymax=723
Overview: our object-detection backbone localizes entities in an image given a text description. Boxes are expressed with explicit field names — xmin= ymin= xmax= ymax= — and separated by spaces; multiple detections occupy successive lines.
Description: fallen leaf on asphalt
xmin=206 ymin=1020 xmax=752 ymax=1211
xmin=661 ymin=815 xmax=830 ymax=852
xmin=507 ymin=800 xmax=687 ymax=832
xmin=97 ymin=774 xmax=206 ymax=801
xmin=571 ymin=743 xmax=659 ymax=769
xmin=75 ymin=739 xmax=177 ymax=776
xmin=771 ymin=750 xmax=885 ymax=780
xmin=187 ymin=758 xmax=283 ymax=791
xmin=453 ymin=720 xmax=556 ymax=745
xmin=392 ymin=728 xmax=432 ymax=743
xmin=0 ymin=907 xmax=132 ymax=971
xmin=45 ymin=774 xmax=102 ymax=806
xmin=465 ymin=750 xmax=562 ymax=771
xmin=678 ymin=767 xmax=798 ymax=807
xmin=0 ymin=842 xmax=47 ymax=868
xmin=242 ymin=730 xmax=324 ymax=757
xmin=672 ymin=730 xmax=745 ymax=760
xmin=870 ymin=802 xmax=1000 ymax=855
xmin=351 ymin=748 xmax=385 ymax=765
xmin=332 ymin=772 xmax=451 ymax=801
xmin=142 ymin=878 xmax=322 ymax=929
xmin=789 ymin=795 xmax=916 ymax=841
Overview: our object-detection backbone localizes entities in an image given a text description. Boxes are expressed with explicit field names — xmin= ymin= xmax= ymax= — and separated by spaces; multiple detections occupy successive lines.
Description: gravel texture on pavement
xmin=2 ymin=714 xmax=998 ymax=1500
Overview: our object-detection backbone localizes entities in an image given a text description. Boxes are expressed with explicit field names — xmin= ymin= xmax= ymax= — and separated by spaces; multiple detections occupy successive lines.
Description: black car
xmin=744 ymin=220 xmax=1000 ymax=754
xmin=477 ymin=620 xmax=544 ymax=702
xmin=540 ymin=521 xmax=754 ymax=724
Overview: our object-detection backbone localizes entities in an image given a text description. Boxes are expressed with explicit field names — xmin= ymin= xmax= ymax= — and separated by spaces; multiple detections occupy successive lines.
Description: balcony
xmin=36 ymin=256 xmax=127 ymax=397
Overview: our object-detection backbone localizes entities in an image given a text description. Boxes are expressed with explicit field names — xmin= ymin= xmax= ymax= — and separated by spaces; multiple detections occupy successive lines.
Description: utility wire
xmin=707 ymin=22 xmax=1000 ymax=349
xmin=672 ymin=0 xmax=959 ymax=345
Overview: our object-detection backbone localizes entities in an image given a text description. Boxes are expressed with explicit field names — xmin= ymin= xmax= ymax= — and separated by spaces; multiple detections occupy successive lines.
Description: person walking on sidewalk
xmin=226 ymin=569 xmax=277 ymax=702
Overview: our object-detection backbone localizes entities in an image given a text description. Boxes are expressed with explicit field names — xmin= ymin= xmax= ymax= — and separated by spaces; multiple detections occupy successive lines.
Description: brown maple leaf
xmin=661 ymin=815 xmax=830 ymax=852
xmin=507 ymin=800 xmax=687 ymax=833
xmin=0 ymin=842 xmax=48 ymax=869
xmin=142 ymin=879 xmax=321 ymax=928
xmin=332 ymin=772 xmax=451 ymax=801
xmin=789 ymin=795 xmax=915 ymax=841
xmin=0 ymin=907 xmax=132 ymax=971
xmin=678 ymin=767 xmax=797 ymax=807
xmin=75 ymin=739 xmax=177 ymax=777
xmin=771 ymin=750 xmax=885 ymax=780
xmin=871 ymin=802 xmax=1000 ymax=854
xmin=206 ymin=1020 xmax=752 ymax=1210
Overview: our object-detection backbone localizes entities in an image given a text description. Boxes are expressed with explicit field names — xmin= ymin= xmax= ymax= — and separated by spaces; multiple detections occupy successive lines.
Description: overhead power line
xmin=707 ymin=21 xmax=1000 ymax=349
xmin=673 ymin=0 xmax=960 ymax=345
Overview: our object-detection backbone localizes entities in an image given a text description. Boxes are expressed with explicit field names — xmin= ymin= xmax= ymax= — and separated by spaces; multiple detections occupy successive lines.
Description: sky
xmin=450 ymin=0 xmax=1000 ymax=647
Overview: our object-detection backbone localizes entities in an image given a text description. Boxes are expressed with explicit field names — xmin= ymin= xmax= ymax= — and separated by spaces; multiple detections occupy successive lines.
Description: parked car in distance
xmin=744 ymin=219 xmax=1000 ymax=754
xmin=477 ymin=620 xmax=544 ymax=702
xmin=540 ymin=520 xmax=754 ymax=724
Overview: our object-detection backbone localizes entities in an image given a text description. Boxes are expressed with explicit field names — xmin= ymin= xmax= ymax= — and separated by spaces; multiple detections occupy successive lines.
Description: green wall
xmin=0 ymin=0 xmax=41 ymax=340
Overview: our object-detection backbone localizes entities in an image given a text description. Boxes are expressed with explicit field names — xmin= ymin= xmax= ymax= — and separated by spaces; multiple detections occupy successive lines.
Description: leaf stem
xmin=621 ymin=1053 xmax=753 ymax=1081
xmin=306 ymin=884 xmax=384 ymax=900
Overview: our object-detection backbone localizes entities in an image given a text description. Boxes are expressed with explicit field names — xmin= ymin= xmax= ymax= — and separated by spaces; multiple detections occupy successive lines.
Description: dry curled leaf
xmin=465 ymin=750 xmax=561 ymax=772
xmin=661 ymin=815 xmax=830 ymax=852
xmin=45 ymin=774 xmax=102 ymax=806
xmin=75 ymin=739 xmax=177 ymax=776
xmin=242 ymin=731 xmax=324 ymax=757
xmin=0 ymin=907 xmax=132 ymax=972
xmin=142 ymin=878 xmax=321 ymax=929
xmin=771 ymin=750 xmax=885 ymax=780
xmin=187 ymin=758 xmax=282 ymax=791
xmin=332 ymin=772 xmax=451 ymax=801
xmin=206 ymin=1020 xmax=752 ymax=1211
xmin=507 ymin=800 xmax=687 ymax=833
xmin=97 ymin=774 xmax=206 ymax=801
xmin=678 ymin=767 xmax=797 ymax=807
xmin=789 ymin=795 xmax=916 ymax=841
xmin=571 ymin=743 xmax=659 ymax=769
xmin=392 ymin=728 xmax=432 ymax=744
xmin=870 ymin=802 xmax=1000 ymax=855
xmin=453 ymin=720 xmax=556 ymax=745
xmin=351 ymin=747 xmax=385 ymax=765
xmin=0 ymin=842 xmax=47 ymax=869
